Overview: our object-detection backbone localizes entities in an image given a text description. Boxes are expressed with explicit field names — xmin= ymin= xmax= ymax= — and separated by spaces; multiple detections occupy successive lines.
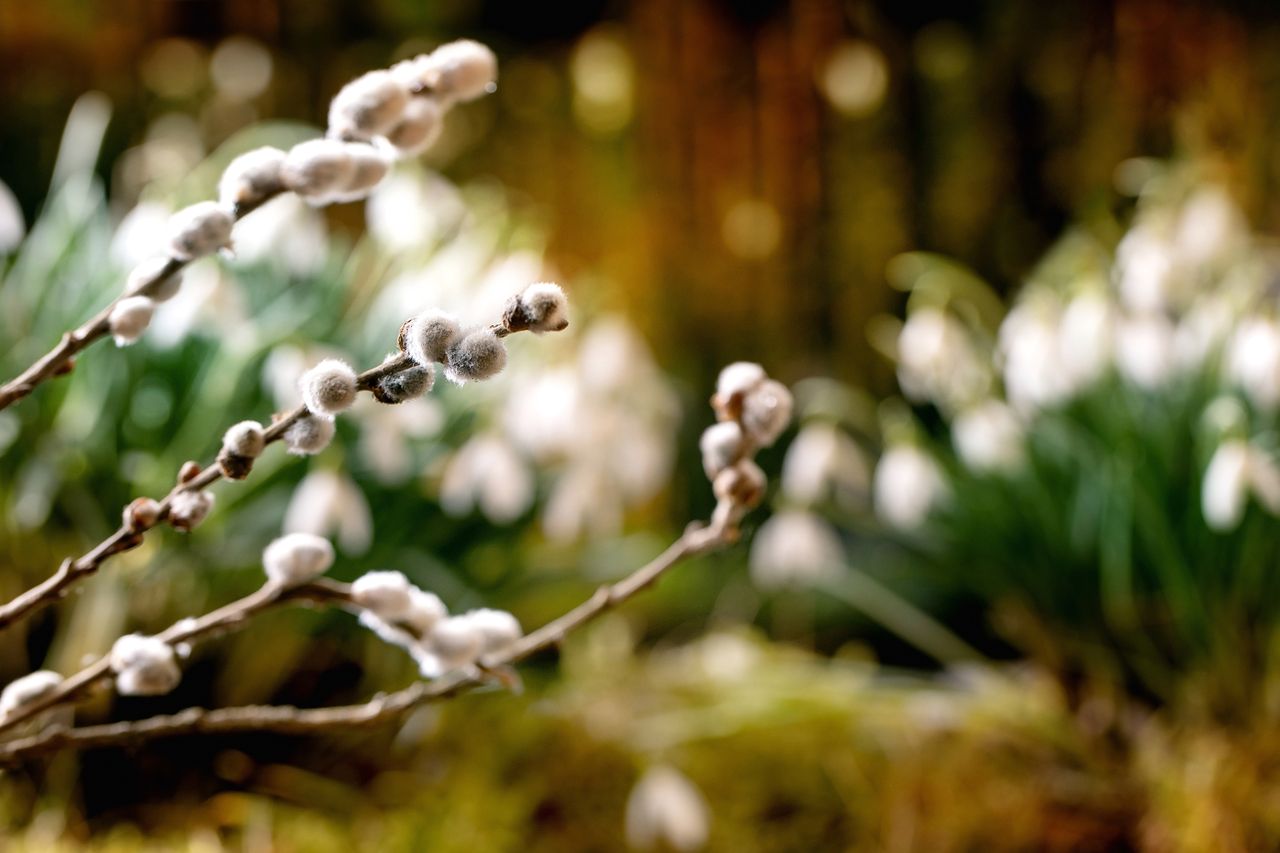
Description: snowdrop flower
xmin=952 ymin=400 xmax=1025 ymax=474
xmin=299 ymin=358 xmax=358 ymax=416
xmin=896 ymin=307 xmax=990 ymax=411
xmin=699 ymin=421 xmax=744 ymax=479
xmin=445 ymin=327 xmax=508 ymax=384
xmin=112 ymin=200 xmax=174 ymax=268
xmin=221 ymin=420 xmax=265 ymax=459
xmin=230 ymin=193 xmax=329 ymax=277
xmin=874 ymin=444 xmax=946 ymax=530
xmin=740 ymin=379 xmax=793 ymax=447
xmin=283 ymin=468 xmax=373 ymax=553
xmin=1058 ymin=290 xmax=1114 ymax=390
xmin=749 ymin=510 xmax=844 ymax=589
xmin=281 ymin=138 xmax=355 ymax=203
xmin=261 ymin=532 xmax=334 ymax=587
xmin=504 ymin=282 xmax=569 ymax=334
xmin=1001 ymin=302 xmax=1071 ymax=413
xmin=384 ymin=97 xmax=444 ymax=155
xmin=1203 ymin=440 xmax=1251 ymax=531
xmin=1114 ymin=313 xmax=1175 ymax=390
xmin=108 ymin=296 xmax=155 ymax=346
xmin=372 ymin=364 xmax=435 ymax=404
xmin=1174 ymin=185 xmax=1244 ymax=269
xmin=351 ymin=570 xmax=414 ymax=621
xmin=218 ymin=146 xmax=287 ymax=210
xmin=168 ymin=489 xmax=215 ymax=531
xmin=358 ymin=395 xmax=445 ymax=484
xmin=1115 ymin=224 xmax=1175 ymax=314
xmin=440 ymin=434 xmax=534 ymax=523
xmin=780 ymin=422 xmax=869 ymax=508
xmin=1226 ymin=317 xmax=1280 ymax=411
xmin=125 ymin=256 xmax=183 ymax=302
xmin=327 ymin=70 xmax=411 ymax=141
xmin=625 ymin=766 xmax=710 ymax=853
xmin=283 ymin=412 xmax=336 ymax=456
xmin=1175 ymin=296 xmax=1235 ymax=372
xmin=403 ymin=309 xmax=462 ymax=366
xmin=109 ymin=634 xmax=181 ymax=697
xmin=166 ymin=201 xmax=234 ymax=261
xmin=0 ymin=671 xmax=63 ymax=717
xmin=421 ymin=40 xmax=499 ymax=104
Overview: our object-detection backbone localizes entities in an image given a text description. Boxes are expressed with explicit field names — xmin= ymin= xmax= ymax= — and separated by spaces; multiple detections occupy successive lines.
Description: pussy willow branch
xmin=0 ymin=337 xmax=486 ymax=633
xmin=0 ymin=196 xmax=278 ymax=412
xmin=0 ymin=579 xmax=356 ymax=735
xmin=0 ymin=514 xmax=736 ymax=762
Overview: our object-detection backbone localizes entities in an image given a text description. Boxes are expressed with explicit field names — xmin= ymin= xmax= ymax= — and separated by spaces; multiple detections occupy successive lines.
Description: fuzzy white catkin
xmin=0 ymin=671 xmax=63 ymax=717
xmin=125 ymin=256 xmax=183 ymax=302
xmin=423 ymin=40 xmax=498 ymax=103
xmin=518 ymin=283 xmax=569 ymax=333
xmin=109 ymin=634 xmax=181 ymax=697
xmin=405 ymin=310 xmax=461 ymax=366
xmin=219 ymin=146 xmax=287 ymax=209
xmin=375 ymin=364 xmax=434 ymax=404
xmin=740 ymin=379 xmax=793 ymax=447
xmin=445 ymin=328 xmax=507 ymax=384
xmin=167 ymin=201 xmax=234 ymax=261
xmin=169 ymin=489 xmax=215 ymax=531
xmin=712 ymin=458 xmax=767 ymax=508
xmin=222 ymin=420 xmax=266 ymax=459
xmin=281 ymin=138 xmax=355 ymax=203
xmin=424 ymin=615 xmax=486 ymax=671
xmin=300 ymin=358 xmax=358 ymax=416
xmin=699 ymin=421 xmax=745 ymax=479
xmin=330 ymin=143 xmax=391 ymax=203
xmin=327 ymin=70 xmax=411 ymax=140
xmin=108 ymin=296 xmax=155 ymax=346
xmin=384 ymin=97 xmax=443 ymax=155
xmin=462 ymin=608 xmax=522 ymax=654
xmin=282 ymin=413 xmax=335 ymax=456
xmin=405 ymin=588 xmax=448 ymax=635
xmin=716 ymin=362 xmax=766 ymax=401
xmin=262 ymin=532 xmax=335 ymax=587
xmin=351 ymin=570 xmax=415 ymax=621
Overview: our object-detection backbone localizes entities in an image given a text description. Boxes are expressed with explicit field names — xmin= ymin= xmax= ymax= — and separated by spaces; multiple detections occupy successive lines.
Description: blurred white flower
xmin=952 ymin=400 xmax=1024 ymax=474
xmin=749 ymin=510 xmax=845 ymax=589
xmin=780 ymin=422 xmax=869 ymax=508
xmin=1114 ymin=313 xmax=1175 ymax=390
xmin=439 ymin=434 xmax=534 ymax=524
xmin=150 ymin=259 xmax=253 ymax=352
xmin=1059 ymin=290 xmax=1114 ymax=390
xmin=1115 ymin=223 xmax=1175 ymax=314
xmin=874 ymin=444 xmax=947 ymax=529
xmin=625 ymin=766 xmax=710 ymax=853
xmin=0 ymin=179 xmax=24 ymax=253
xmin=1175 ymin=295 xmax=1235 ymax=372
xmin=356 ymin=395 xmax=445 ymax=485
xmin=1000 ymin=302 xmax=1071 ymax=413
xmin=1202 ymin=439 xmax=1280 ymax=531
xmin=111 ymin=199 xmax=173 ymax=268
xmin=366 ymin=170 xmax=466 ymax=253
xmin=1174 ymin=185 xmax=1244 ymax=269
xmin=283 ymin=469 xmax=373 ymax=554
xmin=230 ymin=194 xmax=328 ymax=277
xmin=896 ymin=307 xmax=990 ymax=412
xmin=1226 ymin=317 xmax=1280 ymax=411
xmin=542 ymin=463 xmax=623 ymax=542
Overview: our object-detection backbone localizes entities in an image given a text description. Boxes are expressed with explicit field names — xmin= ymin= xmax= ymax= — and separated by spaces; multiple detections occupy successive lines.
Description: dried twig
xmin=0 ymin=515 xmax=733 ymax=762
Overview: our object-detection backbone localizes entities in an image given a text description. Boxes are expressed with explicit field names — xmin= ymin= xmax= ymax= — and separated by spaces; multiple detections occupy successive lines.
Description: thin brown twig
xmin=0 ymin=353 xmax=418 ymax=633
xmin=0 ymin=515 xmax=736 ymax=762
xmin=0 ymin=197 xmax=277 ymax=412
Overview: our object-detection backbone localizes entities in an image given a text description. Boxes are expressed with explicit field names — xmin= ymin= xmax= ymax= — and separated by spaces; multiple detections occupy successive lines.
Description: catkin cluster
xmin=110 ymin=39 xmax=498 ymax=351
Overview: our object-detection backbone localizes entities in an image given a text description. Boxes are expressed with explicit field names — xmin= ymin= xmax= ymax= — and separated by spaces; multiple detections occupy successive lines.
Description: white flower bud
xmin=222 ymin=420 xmax=266 ymax=459
xmin=403 ymin=310 xmax=461 ymax=366
xmin=444 ymin=328 xmax=507 ymax=385
xmin=1204 ymin=440 xmax=1251 ymax=531
xmin=327 ymin=70 xmax=411 ymax=140
xmin=167 ymin=201 xmax=234 ymax=261
xmin=125 ymin=256 xmax=183 ymax=302
xmin=712 ymin=458 xmax=767 ymax=508
xmin=109 ymin=634 xmax=181 ymax=697
xmin=281 ymin=139 xmax=355 ymax=203
xmin=299 ymin=358 xmax=358 ymax=416
xmin=625 ymin=766 xmax=710 ymax=853
xmin=384 ymin=96 xmax=444 ymax=156
xmin=462 ymin=608 xmax=522 ymax=654
xmin=504 ymin=282 xmax=569 ymax=334
xmin=329 ymin=143 xmax=392 ymax=203
xmin=716 ymin=362 xmax=766 ymax=400
xmin=699 ymin=421 xmax=745 ymax=479
xmin=351 ymin=570 xmax=414 ymax=621
xmin=262 ymin=532 xmax=335 ymax=587
xmin=218 ymin=146 xmax=287 ymax=209
xmin=873 ymin=445 xmax=946 ymax=530
xmin=423 ymin=40 xmax=498 ymax=104
xmin=749 ymin=510 xmax=844 ymax=590
xmin=283 ymin=413 xmax=336 ymax=456
xmin=423 ymin=615 xmax=485 ymax=671
xmin=404 ymin=588 xmax=448 ymax=635
xmin=952 ymin=400 xmax=1025 ymax=474
xmin=373 ymin=364 xmax=434 ymax=404
xmin=740 ymin=379 xmax=793 ymax=447
xmin=0 ymin=671 xmax=63 ymax=717
xmin=169 ymin=489 xmax=215 ymax=531
xmin=108 ymin=296 xmax=155 ymax=346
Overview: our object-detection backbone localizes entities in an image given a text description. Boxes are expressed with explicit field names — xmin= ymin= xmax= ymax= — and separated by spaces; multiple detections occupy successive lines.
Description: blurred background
xmin=5 ymin=1 xmax=1280 ymax=850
